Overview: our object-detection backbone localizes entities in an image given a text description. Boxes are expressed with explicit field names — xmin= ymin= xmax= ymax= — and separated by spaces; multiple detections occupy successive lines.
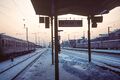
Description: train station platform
xmin=15 ymin=49 xmax=80 ymax=80
xmin=15 ymin=49 xmax=120 ymax=80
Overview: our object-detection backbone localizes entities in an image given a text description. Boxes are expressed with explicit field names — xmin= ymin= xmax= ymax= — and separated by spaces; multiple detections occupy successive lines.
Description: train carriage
xmin=76 ymin=39 xmax=120 ymax=50
xmin=0 ymin=34 xmax=36 ymax=61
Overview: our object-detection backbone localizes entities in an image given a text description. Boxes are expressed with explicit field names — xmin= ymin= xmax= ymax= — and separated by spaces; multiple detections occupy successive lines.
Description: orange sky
xmin=0 ymin=0 xmax=120 ymax=45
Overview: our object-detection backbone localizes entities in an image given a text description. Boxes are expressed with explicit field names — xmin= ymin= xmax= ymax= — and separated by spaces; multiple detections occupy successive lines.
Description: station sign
xmin=91 ymin=16 xmax=103 ymax=23
xmin=59 ymin=20 xmax=82 ymax=27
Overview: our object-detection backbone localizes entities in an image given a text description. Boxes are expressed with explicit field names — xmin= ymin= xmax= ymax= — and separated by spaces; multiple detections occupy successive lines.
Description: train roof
xmin=110 ymin=29 xmax=120 ymax=34
xmin=0 ymin=34 xmax=34 ymax=44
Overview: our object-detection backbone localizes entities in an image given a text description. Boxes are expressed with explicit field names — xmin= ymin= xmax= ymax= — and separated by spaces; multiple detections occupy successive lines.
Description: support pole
xmin=54 ymin=15 xmax=59 ymax=80
xmin=51 ymin=16 xmax=54 ymax=65
xmin=52 ymin=0 xmax=59 ymax=79
xmin=87 ymin=15 xmax=91 ymax=62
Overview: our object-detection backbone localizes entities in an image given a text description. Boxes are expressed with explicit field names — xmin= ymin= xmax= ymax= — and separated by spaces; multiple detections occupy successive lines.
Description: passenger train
xmin=66 ymin=29 xmax=120 ymax=50
xmin=76 ymin=39 xmax=120 ymax=50
xmin=0 ymin=34 xmax=36 ymax=61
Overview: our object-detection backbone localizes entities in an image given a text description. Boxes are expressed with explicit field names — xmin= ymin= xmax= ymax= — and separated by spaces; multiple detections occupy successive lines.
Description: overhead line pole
xmin=26 ymin=27 xmax=29 ymax=51
xmin=24 ymin=24 xmax=29 ymax=51
xmin=23 ymin=19 xmax=29 ymax=51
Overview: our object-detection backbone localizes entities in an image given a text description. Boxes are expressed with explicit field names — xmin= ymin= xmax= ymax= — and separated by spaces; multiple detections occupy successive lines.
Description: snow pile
xmin=59 ymin=51 xmax=120 ymax=80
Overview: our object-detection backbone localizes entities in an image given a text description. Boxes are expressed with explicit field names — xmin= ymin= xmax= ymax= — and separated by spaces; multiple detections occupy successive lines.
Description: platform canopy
xmin=31 ymin=0 xmax=120 ymax=16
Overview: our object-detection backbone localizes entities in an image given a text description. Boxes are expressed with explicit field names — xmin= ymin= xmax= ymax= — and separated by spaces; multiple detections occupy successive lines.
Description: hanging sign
xmin=59 ymin=20 xmax=82 ymax=27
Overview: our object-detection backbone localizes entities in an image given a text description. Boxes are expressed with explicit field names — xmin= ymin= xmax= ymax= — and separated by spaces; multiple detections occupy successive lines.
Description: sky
xmin=0 ymin=0 xmax=120 ymax=45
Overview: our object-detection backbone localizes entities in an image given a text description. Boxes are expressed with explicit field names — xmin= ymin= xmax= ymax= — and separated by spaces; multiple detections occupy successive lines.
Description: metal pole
xmin=23 ymin=19 xmax=29 ymax=51
xmin=52 ymin=0 xmax=59 ymax=79
xmin=87 ymin=15 xmax=91 ymax=62
xmin=35 ymin=33 xmax=37 ymax=45
xmin=54 ymin=3 xmax=59 ymax=80
xmin=26 ymin=27 xmax=29 ymax=51
xmin=68 ymin=34 xmax=70 ymax=47
xmin=108 ymin=27 xmax=111 ymax=36
xmin=54 ymin=15 xmax=59 ymax=80
xmin=51 ymin=16 xmax=54 ymax=65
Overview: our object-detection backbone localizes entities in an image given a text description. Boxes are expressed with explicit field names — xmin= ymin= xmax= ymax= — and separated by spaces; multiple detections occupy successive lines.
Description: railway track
xmin=63 ymin=48 xmax=120 ymax=54
xmin=0 ymin=48 xmax=48 ymax=80
xmin=0 ymin=49 xmax=42 ymax=74
xmin=61 ymin=49 xmax=120 ymax=75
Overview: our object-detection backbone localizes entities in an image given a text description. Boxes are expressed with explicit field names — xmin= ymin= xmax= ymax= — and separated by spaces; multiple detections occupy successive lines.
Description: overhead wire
xmin=12 ymin=0 xmax=26 ymax=19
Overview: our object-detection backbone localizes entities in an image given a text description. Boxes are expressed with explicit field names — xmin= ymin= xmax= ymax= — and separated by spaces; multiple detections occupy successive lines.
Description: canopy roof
xmin=31 ymin=0 xmax=120 ymax=16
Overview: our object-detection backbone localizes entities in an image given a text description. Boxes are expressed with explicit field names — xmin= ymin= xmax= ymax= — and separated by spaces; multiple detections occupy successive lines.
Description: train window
xmin=23 ymin=44 xmax=24 ymax=47
xmin=8 ymin=40 xmax=10 ymax=47
xmin=5 ymin=40 xmax=8 ymax=47
xmin=19 ymin=43 xmax=20 ymax=47
xmin=10 ymin=41 xmax=11 ymax=47
xmin=8 ymin=40 xmax=9 ymax=47
xmin=10 ymin=41 xmax=12 ymax=47
xmin=118 ymin=33 xmax=120 ymax=38
xmin=13 ymin=41 xmax=15 ymax=47
xmin=5 ymin=40 xmax=7 ymax=47
xmin=16 ymin=42 xmax=17 ymax=47
xmin=2 ymin=39 xmax=4 ymax=47
xmin=7 ymin=40 xmax=9 ymax=47
xmin=19 ymin=42 xmax=20 ymax=47
xmin=17 ymin=42 xmax=19 ymax=47
xmin=11 ymin=41 xmax=13 ymax=46
xmin=17 ymin=42 xmax=18 ymax=47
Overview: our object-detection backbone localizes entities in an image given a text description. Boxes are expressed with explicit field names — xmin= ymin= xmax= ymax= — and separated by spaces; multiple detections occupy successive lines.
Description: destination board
xmin=59 ymin=20 xmax=82 ymax=27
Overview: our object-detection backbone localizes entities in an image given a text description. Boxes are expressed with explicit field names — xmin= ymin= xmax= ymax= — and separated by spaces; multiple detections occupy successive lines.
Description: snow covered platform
xmin=63 ymin=47 xmax=120 ymax=54
xmin=15 ymin=49 xmax=120 ymax=80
